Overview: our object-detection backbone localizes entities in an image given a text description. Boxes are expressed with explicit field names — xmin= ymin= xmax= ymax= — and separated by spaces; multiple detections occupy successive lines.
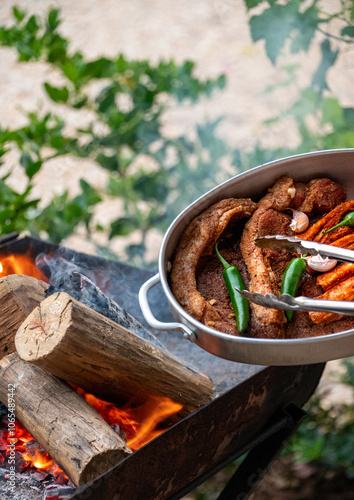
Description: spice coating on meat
xmin=171 ymin=198 xmax=256 ymax=328
xmin=171 ymin=174 xmax=351 ymax=340
xmin=296 ymin=178 xmax=346 ymax=214
xmin=240 ymin=176 xmax=295 ymax=338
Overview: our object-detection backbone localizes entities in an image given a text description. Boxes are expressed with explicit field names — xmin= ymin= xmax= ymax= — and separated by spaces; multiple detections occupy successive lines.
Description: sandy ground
xmin=0 ymin=1 xmax=353 ymax=497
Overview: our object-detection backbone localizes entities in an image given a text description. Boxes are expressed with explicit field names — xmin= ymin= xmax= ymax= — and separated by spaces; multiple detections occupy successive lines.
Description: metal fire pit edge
xmin=70 ymin=363 xmax=324 ymax=500
xmin=140 ymin=149 xmax=354 ymax=365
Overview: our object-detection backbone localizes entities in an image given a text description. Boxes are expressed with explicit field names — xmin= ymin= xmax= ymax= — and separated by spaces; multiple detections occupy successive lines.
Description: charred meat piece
xmin=240 ymin=176 xmax=295 ymax=339
xmin=171 ymin=174 xmax=350 ymax=340
xmin=240 ymin=176 xmax=347 ymax=339
xmin=171 ymin=198 xmax=256 ymax=331
xmin=295 ymin=178 xmax=346 ymax=214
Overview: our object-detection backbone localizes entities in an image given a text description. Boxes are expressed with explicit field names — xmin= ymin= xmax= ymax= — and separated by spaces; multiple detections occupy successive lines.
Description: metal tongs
xmin=237 ymin=235 xmax=354 ymax=316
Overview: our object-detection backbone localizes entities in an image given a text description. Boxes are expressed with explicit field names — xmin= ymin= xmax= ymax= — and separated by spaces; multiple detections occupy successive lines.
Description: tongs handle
xmin=256 ymin=235 xmax=354 ymax=264
xmin=238 ymin=289 xmax=354 ymax=316
xmin=279 ymin=294 xmax=354 ymax=316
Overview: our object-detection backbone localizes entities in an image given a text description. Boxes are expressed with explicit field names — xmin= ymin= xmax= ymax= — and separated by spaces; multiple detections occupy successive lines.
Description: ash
xmin=0 ymin=468 xmax=45 ymax=500
xmin=0 ymin=467 xmax=75 ymax=500
xmin=36 ymin=252 xmax=165 ymax=349
xmin=0 ymin=402 xmax=76 ymax=500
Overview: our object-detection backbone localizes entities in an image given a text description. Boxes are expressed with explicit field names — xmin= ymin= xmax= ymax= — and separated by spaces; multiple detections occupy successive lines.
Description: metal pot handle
xmin=138 ymin=273 xmax=196 ymax=341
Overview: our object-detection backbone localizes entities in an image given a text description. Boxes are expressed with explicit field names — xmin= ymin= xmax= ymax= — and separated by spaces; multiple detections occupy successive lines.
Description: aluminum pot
xmin=139 ymin=149 xmax=354 ymax=365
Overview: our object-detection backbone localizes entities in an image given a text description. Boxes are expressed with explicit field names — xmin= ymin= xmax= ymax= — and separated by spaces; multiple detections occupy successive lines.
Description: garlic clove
xmin=289 ymin=209 xmax=309 ymax=233
xmin=307 ymin=255 xmax=337 ymax=272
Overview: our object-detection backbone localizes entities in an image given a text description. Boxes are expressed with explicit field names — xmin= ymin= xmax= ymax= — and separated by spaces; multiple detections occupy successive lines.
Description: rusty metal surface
xmin=71 ymin=363 xmax=324 ymax=500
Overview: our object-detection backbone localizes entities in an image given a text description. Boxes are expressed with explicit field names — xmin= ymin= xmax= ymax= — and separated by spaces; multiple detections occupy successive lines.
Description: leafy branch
xmin=0 ymin=6 xmax=228 ymax=265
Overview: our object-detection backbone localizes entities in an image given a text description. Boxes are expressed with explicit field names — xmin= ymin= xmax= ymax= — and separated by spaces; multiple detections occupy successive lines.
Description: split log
xmin=15 ymin=292 xmax=214 ymax=416
xmin=46 ymin=270 xmax=165 ymax=349
xmin=0 ymin=275 xmax=47 ymax=360
xmin=0 ymin=353 xmax=132 ymax=486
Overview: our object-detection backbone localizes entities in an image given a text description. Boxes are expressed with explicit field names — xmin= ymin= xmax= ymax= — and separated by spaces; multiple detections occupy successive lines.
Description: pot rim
xmin=158 ymin=148 xmax=354 ymax=347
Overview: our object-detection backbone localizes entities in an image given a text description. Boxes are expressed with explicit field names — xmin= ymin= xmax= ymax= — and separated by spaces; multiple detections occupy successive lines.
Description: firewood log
xmin=0 ymin=353 xmax=132 ymax=485
xmin=15 ymin=292 xmax=213 ymax=416
xmin=0 ymin=275 xmax=47 ymax=360
xmin=46 ymin=270 xmax=165 ymax=348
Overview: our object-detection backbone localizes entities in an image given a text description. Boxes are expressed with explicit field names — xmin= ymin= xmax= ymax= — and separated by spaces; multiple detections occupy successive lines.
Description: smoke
xmin=35 ymin=249 xmax=165 ymax=349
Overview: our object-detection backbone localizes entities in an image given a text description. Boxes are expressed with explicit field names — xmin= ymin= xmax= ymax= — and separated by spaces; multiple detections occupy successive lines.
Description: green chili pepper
xmin=281 ymin=257 xmax=306 ymax=322
xmin=215 ymin=241 xmax=249 ymax=333
xmin=322 ymin=211 xmax=354 ymax=234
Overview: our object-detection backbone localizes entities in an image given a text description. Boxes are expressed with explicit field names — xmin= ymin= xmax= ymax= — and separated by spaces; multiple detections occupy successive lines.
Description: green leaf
xmin=62 ymin=59 xmax=80 ymax=82
xmin=133 ymin=171 xmax=169 ymax=202
xmin=97 ymin=85 xmax=116 ymax=112
xmin=311 ymin=39 xmax=339 ymax=92
xmin=44 ymin=82 xmax=69 ymax=103
xmin=72 ymin=179 xmax=101 ymax=210
xmin=72 ymin=96 xmax=88 ymax=109
xmin=285 ymin=87 xmax=320 ymax=121
xmin=217 ymin=74 xmax=226 ymax=90
xmin=26 ymin=160 xmax=42 ymax=179
xmin=96 ymin=153 xmax=119 ymax=171
xmin=25 ymin=15 xmax=38 ymax=34
xmin=47 ymin=40 xmax=67 ymax=64
xmin=290 ymin=5 xmax=319 ymax=54
xmin=47 ymin=8 xmax=60 ymax=31
xmin=110 ymin=216 xmax=138 ymax=237
xmin=125 ymin=243 xmax=146 ymax=260
xmin=341 ymin=26 xmax=354 ymax=37
xmin=13 ymin=6 xmax=26 ymax=22
xmin=19 ymin=151 xmax=33 ymax=169
xmin=323 ymin=130 xmax=354 ymax=149
xmin=244 ymin=0 xmax=266 ymax=10
xmin=84 ymin=57 xmax=113 ymax=79
xmin=343 ymin=107 xmax=354 ymax=124
xmin=249 ymin=1 xmax=300 ymax=64
xmin=321 ymin=97 xmax=343 ymax=128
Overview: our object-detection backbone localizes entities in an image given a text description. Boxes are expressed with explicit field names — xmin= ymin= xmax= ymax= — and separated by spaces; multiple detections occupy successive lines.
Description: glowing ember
xmin=76 ymin=387 xmax=182 ymax=451
xmin=0 ymin=416 xmax=69 ymax=481
xmin=0 ymin=388 xmax=182 ymax=482
xmin=0 ymin=250 xmax=183 ymax=488
xmin=0 ymin=252 xmax=48 ymax=281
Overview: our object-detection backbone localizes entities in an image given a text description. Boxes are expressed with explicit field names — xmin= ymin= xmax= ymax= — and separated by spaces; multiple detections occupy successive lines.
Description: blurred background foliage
xmin=1 ymin=1 xmax=353 ymax=267
xmin=0 ymin=1 xmax=353 ymax=497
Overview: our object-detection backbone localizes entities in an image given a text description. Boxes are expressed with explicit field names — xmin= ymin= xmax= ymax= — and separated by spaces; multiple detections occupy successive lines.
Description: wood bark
xmin=0 ymin=353 xmax=132 ymax=486
xmin=0 ymin=275 xmax=47 ymax=360
xmin=46 ymin=270 xmax=165 ymax=348
xmin=15 ymin=292 xmax=214 ymax=416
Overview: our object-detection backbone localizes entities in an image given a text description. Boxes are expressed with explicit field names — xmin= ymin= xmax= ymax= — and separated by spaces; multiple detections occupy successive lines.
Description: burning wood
xmin=15 ymin=292 xmax=214 ymax=416
xmin=0 ymin=275 xmax=47 ymax=361
xmin=0 ymin=253 xmax=48 ymax=281
xmin=0 ymin=354 xmax=132 ymax=486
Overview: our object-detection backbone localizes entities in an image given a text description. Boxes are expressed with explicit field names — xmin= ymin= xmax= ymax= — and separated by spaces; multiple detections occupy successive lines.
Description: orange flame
xmin=0 ymin=251 xmax=183 ymax=479
xmin=125 ymin=397 xmax=182 ymax=450
xmin=76 ymin=387 xmax=182 ymax=451
xmin=0 ymin=253 xmax=48 ymax=281
xmin=1 ymin=389 xmax=182 ymax=480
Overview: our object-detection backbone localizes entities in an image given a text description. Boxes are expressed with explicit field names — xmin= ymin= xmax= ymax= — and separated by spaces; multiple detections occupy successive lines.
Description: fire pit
xmin=0 ymin=233 xmax=324 ymax=500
